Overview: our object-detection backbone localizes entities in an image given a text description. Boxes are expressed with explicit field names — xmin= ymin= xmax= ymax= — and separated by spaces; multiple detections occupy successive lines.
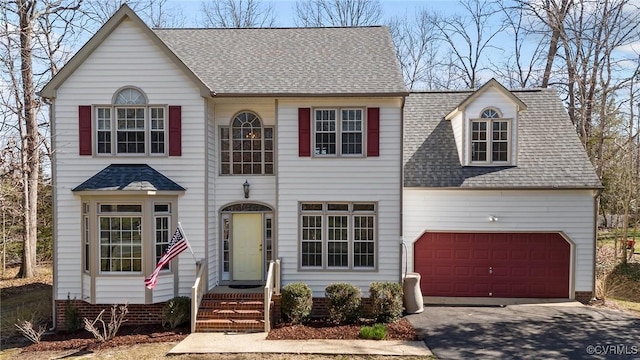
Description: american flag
xmin=144 ymin=223 xmax=190 ymax=290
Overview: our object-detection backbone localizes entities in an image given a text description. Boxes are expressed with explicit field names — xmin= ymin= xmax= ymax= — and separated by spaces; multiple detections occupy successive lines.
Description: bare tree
xmin=295 ymin=0 xmax=381 ymax=27
xmin=199 ymin=0 xmax=276 ymax=28
xmin=389 ymin=10 xmax=444 ymax=90
xmin=432 ymin=0 xmax=506 ymax=88
xmin=1 ymin=0 xmax=84 ymax=278
xmin=515 ymin=0 xmax=572 ymax=88
xmin=84 ymin=0 xmax=185 ymax=28
xmin=491 ymin=2 xmax=547 ymax=88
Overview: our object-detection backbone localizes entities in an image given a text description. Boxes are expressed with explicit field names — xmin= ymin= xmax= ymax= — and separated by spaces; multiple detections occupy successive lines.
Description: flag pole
xmin=178 ymin=222 xmax=198 ymax=263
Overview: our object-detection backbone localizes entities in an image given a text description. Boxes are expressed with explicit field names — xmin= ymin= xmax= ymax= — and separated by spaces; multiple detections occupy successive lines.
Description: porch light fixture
xmin=243 ymin=180 xmax=250 ymax=199
xmin=489 ymin=215 xmax=499 ymax=222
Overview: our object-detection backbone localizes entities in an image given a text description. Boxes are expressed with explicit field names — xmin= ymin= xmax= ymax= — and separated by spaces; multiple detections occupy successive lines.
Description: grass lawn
xmin=1 ymin=265 xmax=53 ymax=341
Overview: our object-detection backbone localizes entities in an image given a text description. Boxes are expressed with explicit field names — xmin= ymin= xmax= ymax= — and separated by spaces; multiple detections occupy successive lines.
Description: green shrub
xmin=281 ymin=282 xmax=313 ymax=324
xmin=369 ymin=282 xmax=403 ymax=323
xmin=359 ymin=323 xmax=387 ymax=340
xmin=162 ymin=296 xmax=191 ymax=329
xmin=325 ymin=283 xmax=361 ymax=324
xmin=65 ymin=294 xmax=82 ymax=333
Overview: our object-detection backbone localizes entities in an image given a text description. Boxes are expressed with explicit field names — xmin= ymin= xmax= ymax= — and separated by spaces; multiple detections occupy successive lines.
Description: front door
xmin=232 ymin=213 xmax=263 ymax=281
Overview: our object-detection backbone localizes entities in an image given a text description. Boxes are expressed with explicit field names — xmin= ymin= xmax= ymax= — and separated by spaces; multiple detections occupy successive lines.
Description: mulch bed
xmin=266 ymin=318 xmax=419 ymax=341
xmin=11 ymin=318 xmax=418 ymax=353
xmin=20 ymin=324 xmax=189 ymax=352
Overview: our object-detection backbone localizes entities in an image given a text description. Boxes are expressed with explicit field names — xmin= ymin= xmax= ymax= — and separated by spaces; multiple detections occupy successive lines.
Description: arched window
xmin=480 ymin=108 xmax=501 ymax=119
xmin=96 ymin=87 xmax=166 ymax=155
xmin=113 ymin=87 xmax=147 ymax=105
xmin=220 ymin=111 xmax=274 ymax=175
xmin=471 ymin=107 xmax=509 ymax=163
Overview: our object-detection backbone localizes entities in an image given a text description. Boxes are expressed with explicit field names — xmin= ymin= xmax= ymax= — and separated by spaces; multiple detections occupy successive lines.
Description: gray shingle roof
xmin=153 ymin=27 xmax=407 ymax=95
xmin=404 ymin=89 xmax=602 ymax=189
xmin=73 ymin=164 xmax=185 ymax=191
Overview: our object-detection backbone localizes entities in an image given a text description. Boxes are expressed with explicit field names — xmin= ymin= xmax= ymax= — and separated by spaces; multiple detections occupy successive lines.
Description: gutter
xmin=41 ymin=95 xmax=57 ymax=332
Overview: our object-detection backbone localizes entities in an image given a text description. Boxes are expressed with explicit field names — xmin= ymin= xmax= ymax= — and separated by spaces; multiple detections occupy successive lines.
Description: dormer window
xmin=470 ymin=107 xmax=510 ymax=164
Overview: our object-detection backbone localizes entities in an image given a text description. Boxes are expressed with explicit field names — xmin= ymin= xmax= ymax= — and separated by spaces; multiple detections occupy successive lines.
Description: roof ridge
xmin=153 ymin=26 xmax=385 ymax=31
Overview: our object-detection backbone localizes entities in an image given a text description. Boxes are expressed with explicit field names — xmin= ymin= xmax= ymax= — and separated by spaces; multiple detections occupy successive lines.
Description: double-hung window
xmin=154 ymin=203 xmax=171 ymax=271
xmin=300 ymin=202 xmax=376 ymax=270
xmin=314 ymin=108 xmax=363 ymax=156
xmin=471 ymin=108 xmax=510 ymax=164
xmin=95 ymin=87 xmax=166 ymax=155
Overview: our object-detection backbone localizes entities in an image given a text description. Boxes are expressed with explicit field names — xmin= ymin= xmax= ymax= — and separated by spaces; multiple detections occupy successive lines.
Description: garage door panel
xmin=414 ymin=232 xmax=570 ymax=298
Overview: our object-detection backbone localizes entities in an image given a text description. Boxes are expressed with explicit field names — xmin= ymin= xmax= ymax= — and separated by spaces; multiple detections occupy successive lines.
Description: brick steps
xmin=195 ymin=319 xmax=265 ymax=332
xmin=195 ymin=292 xmax=267 ymax=332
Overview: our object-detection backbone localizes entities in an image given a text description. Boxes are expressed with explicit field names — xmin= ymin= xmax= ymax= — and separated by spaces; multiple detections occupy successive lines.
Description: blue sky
xmin=172 ymin=0 xmax=457 ymax=27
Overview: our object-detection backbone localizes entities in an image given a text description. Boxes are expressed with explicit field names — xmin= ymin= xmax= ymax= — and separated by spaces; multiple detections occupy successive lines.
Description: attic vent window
xmin=471 ymin=107 xmax=510 ymax=164
xmin=114 ymin=87 xmax=147 ymax=105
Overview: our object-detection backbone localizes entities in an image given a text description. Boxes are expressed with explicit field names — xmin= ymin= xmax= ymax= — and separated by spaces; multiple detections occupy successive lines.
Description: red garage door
xmin=414 ymin=232 xmax=570 ymax=298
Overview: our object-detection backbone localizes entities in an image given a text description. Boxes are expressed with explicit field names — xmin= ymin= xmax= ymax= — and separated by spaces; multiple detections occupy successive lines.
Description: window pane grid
xmin=116 ymin=108 xmax=145 ymax=153
xmin=341 ymin=109 xmax=363 ymax=155
xmin=301 ymin=215 xmax=323 ymax=267
xmin=150 ymin=107 xmax=165 ymax=154
xmin=471 ymin=121 xmax=488 ymax=162
xmin=155 ymin=216 xmax=170 ymax=270
xmin=222 ymin=217 xmax=230 ymax=272
xmin=353 ymin=215 xmax=375 ymax=268
xmin=315 ymin=109 xmax=336 ymax=155
xmin=97 ymin=108 xmax=111 ymax=154
xmin=99 ymin=216 xmax=142 ymax=272
xmin=265 ymin=216 xmax=273 ymax=274
xmin=492 ymin=121 xmax=508 ymax=162
xmin=327 ymin=215 xmax=348 ymax=268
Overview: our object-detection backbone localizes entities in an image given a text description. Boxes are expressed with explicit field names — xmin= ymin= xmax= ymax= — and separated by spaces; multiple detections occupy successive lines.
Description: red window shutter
xmin=367 ymin=107 xmax=380 ymax=157
xmin=298 ymin=108 xmax=311 ymax=157
xmin=169 ymin=106 xmax=182 ymax=156
xmin=78 ymin=106 xmax=92 ymax=156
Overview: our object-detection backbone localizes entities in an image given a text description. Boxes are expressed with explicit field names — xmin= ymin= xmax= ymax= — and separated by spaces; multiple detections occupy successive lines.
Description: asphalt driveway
xmin=405 ymin=302 xmax=640 ymax=359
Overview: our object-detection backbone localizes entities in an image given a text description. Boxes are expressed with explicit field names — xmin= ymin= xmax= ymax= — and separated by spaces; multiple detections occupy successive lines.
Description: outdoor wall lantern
xmin=243 ymin=180 xmax=250 ymax=199
xmin=489 ymin=215 xmax=499 ymax=222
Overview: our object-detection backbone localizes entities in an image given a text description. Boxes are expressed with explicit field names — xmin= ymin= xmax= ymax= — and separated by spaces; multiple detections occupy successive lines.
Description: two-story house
xmin=40 ymin=5 xmax=600 ymax=331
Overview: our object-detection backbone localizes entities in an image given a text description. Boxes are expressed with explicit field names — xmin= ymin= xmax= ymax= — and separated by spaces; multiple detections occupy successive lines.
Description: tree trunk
xmin=17 ymin=0 xmax=39 ymax=279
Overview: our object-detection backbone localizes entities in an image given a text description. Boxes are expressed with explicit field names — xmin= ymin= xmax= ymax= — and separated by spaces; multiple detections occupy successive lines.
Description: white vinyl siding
xmin=277 ymin=98 xmax=402 ymax=297
xmin=403 ymin=189 xmax=596 ymax=295
xmin=52 ymin=19 xmax=206 ymax=303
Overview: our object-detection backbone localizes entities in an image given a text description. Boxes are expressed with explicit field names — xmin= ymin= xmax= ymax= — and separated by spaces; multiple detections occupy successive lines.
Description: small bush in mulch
xmin=162 ymin=296 xmax=191 ymax=329
xmin=281 ymin=282 xmax=313 ymax=324
xmin=369 ymin=282 xmax=403 ymax=323
xmin=359 ymin=323 xmax=387 ymax=340
xmin=325 ymin=283 xmax=361 ymax=325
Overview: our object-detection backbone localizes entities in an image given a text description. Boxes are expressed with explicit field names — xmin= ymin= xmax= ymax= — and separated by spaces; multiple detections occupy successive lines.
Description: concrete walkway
xmin=168 ymin=332 xmax=432 ymax=356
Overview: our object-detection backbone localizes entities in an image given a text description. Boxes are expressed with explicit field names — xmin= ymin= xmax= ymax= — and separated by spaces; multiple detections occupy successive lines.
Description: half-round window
xmin=480 ymin=108 xmax=501 ymax=119
xmin=113 ymin=87 xmax=147 ymax=105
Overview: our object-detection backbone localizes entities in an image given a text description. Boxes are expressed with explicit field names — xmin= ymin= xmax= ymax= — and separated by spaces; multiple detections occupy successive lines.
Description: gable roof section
xmin=404 ymin=89 xmax=602 ymax=189
xmin=72 ymin=164 xmax=185 ymax=192
xmin=153 ymin=26 xmax=408 ymax=96
xmin=39 ymin=4 xmax=211 ymax=99
xmin=444 ymin=78 xmax=527 ymax=120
